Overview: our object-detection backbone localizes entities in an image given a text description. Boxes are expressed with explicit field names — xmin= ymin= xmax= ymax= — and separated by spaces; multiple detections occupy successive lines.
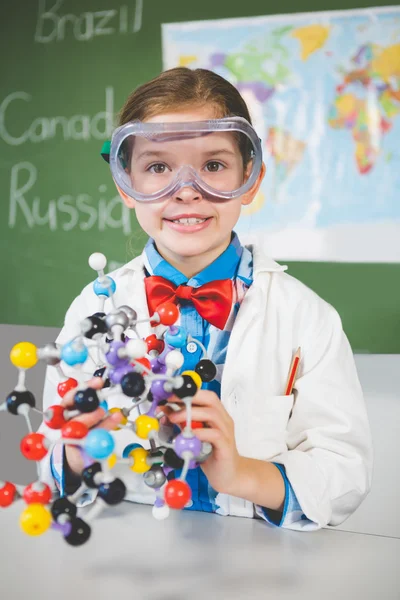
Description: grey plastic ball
xmin=119 ymin=305 xmax=138 ymax=324
xmin=105 ymin=310 xmax=129 ymax=332
xmin=143 ymin=465 xmax=167 ymax=489
xmin=38 ymin=343 xmax=61 ymax=366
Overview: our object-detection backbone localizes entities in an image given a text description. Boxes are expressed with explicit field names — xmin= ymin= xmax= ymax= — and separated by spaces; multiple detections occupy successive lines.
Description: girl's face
xmin=118 ymin=105 xmax=265 ymax=277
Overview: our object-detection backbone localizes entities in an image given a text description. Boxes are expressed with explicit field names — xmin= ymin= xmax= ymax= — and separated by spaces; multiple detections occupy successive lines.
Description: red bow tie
xmin=144 ymin=275 xmax=233 ymax=330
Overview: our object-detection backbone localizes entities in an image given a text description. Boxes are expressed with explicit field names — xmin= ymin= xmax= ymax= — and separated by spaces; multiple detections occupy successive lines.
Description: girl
xmin=40 ymin=67 xmax=373 ymax=531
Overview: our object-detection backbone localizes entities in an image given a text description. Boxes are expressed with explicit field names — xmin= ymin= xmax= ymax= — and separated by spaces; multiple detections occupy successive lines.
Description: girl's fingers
xmin=66 ymin=407 xmax=107 ymax=429
xmin=156 ymin=405 xmax=178 ymax=419
xmin=167 ymin=390 xmax=220 ymax=408
xmin=192 ymin=426 xmax=225 ymax=449
xmin=95 ymin=412 xmax=124 ymax=431
xmin=168 ymin=407 xmax=229 ymax=436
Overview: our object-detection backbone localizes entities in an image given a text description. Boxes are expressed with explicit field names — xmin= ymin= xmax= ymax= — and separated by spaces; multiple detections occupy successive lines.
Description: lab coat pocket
xmin=237 ymin=394 xmax=294 ymax=461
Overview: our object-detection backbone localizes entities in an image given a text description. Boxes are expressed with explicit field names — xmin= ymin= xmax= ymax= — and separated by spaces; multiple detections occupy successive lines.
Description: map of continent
xmin=163 ymin=9 xmax=400 ymax=262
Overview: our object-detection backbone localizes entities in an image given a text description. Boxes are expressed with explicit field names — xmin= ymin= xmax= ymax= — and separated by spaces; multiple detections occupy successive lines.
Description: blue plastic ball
xmin=61 ymin=341 xmax=89 ymax=366
xmin=84 ymin=429 xmax=115 ymax=460
xmin=93 ymin=277 xmax=116 ymax=297
xmin=122 ymin=443 xmax=142 ymax=459
xmin=99 ymin=400 xmax=108 ymax=411
xmin=165 ymin=326 xmax=187 ymax=348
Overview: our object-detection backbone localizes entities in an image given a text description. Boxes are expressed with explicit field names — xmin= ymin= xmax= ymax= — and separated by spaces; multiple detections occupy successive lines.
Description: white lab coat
xmin=39 ymin=243 xmax=373 ymax=531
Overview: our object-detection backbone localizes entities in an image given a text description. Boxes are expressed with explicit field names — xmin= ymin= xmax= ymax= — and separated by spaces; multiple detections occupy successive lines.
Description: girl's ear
xmin=115 ymin=182 xmax=136 ymax=209
xmin=241 ymin=162 xmax=266 ymax=207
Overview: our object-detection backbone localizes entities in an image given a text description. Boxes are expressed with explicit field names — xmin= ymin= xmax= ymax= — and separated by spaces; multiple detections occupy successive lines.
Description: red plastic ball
xmin=61 ymin=420 xmax=88 ymax=439
xmin=156 ymin=302 xmax=179 ymax=326
xmin=184 ymin=420 xmax=205 ymax=430
xmin=57 ymin=377 xmax=78 ymax=398
xmin=133 ymin=357 xmax=151 ymax=372
xmin=23 ymin=482 xmax=52 ymax=505
xmin=44 ymin=405 xmax=67 ymax=429
xmin=20 ymin=433 xmax=48 ymax=461
xmin=164 ymin=479 xmax=192 ymax=509
xmin=145 ymin=334 xmax=165 ymax=355
xmin=0 ymin=481 xmax=17 ymax=507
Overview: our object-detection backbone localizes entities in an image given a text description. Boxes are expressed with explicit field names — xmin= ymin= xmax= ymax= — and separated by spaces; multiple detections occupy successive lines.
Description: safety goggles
xmin=102 ymin=117 xmax=262 ymax=202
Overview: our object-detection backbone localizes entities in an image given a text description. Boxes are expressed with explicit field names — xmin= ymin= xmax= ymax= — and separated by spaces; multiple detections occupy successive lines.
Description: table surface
xmin=1 ymin=327 xmax=399 ymax=598
xmin=1 ymin=501 xmax=399 ymax=600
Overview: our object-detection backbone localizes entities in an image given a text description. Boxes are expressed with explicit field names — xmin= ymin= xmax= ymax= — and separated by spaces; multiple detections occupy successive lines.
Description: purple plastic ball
xmin=150 ymin=378 xmax=169 ymax=402
xmin=150 ymin=358 xmax=167 ymax=374
xmin=174 ymin=433 xmax=202 ymax=459
xmin=105 ymin=341 xmax=126 ymax=366
xmin=109 ymin=364 xmax=132 ymax=385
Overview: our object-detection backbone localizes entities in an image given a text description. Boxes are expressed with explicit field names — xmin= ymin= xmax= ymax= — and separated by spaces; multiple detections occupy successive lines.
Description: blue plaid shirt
xmin=143 ymin=232 xmax=305 ymax=527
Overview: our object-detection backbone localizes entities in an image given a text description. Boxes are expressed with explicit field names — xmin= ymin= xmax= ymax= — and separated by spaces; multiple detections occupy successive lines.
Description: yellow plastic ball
xmin=108 ymin=408 xmax=128 ymax=430
xmin=129 ymin=447 xmax=151 ymax=473
xmin=10 ymin=342 xmax=38 ymax=370
xmin=20 ymin=503 xmax=52 ymax=536
xmin=107 ymin=453 xmax=117 ymax=469
xmin=181 ymin=370 xmax=202 ymax=390
xmin=135 ymin=415 xmax=159 ymax=439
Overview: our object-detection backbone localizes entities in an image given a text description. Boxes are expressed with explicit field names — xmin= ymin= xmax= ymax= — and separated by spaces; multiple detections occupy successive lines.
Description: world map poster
xmin=162 ymin=8 xmax=400 ymax=262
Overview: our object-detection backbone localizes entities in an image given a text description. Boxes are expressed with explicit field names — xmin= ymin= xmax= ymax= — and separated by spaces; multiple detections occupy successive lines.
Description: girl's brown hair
xmin=118 ymin=67 xmax=253 ymax=165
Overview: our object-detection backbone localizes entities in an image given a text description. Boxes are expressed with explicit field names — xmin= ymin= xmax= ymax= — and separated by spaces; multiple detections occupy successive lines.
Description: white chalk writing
xmin=35 ymin=0 xmax=143 ymax=43
xmin=9 ymin=162 xmax=132 ymax=235
xmin=0 ymin=87 xmax=114 ymax=146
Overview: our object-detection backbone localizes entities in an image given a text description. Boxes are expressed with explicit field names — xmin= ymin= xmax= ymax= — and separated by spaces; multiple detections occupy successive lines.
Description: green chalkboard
xmin=1 ymin=0 xmax=399 ymax=353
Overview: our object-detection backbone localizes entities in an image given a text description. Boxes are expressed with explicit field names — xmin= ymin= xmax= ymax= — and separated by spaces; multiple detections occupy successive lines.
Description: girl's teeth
xmin=172 ymin=218 xmax=207 ymax=224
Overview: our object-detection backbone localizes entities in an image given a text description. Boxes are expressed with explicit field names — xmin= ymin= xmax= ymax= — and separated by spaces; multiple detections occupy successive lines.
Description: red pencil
xmin=284 ymin=347 xmax=301 ymax=396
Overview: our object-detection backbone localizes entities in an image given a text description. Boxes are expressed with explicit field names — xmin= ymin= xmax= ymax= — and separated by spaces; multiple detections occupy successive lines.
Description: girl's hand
xmin=59 ymin=377 xmax=123 ymax=475
xmin=161 ymin=390 xmax=241 ymax=494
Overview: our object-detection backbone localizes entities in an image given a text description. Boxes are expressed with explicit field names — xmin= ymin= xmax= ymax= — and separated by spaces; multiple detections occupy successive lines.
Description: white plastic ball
xmin=125 ymin=339 xmax=147 ymax=359
xmin=88 ymin=252 xmax=107 ymax=271
xmin=152 ymin=503 xmax=170 ymax=520
xmin=165 ymin=350 xmax=184 ymax=371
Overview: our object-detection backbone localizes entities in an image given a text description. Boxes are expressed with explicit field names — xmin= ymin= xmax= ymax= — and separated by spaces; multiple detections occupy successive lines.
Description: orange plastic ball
xmin=23 ymin=482 xmax=52 ymax=505
xmin=61 ymin=421 xmax=88 ymax=439
xmin=145 ymin=334 xmax=165 ymax=355
xmin=156 ymin=302 xmax=179 ymax=326
xmin=164 ymin=479 xmax=191 ymax=509
xmin=57 ymin=377 xmax=78 ymax=398
xmin=0 ymin=481 xmax=17 ymax=507
xmin=44 ymin=405 xmax=67 ymax=429
xmin=20 ymin=433 xmax=48 ymax=460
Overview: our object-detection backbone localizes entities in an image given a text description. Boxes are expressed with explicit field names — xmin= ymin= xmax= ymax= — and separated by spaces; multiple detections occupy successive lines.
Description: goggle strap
xmin=100 ymin=140 xmax=111 ymax=163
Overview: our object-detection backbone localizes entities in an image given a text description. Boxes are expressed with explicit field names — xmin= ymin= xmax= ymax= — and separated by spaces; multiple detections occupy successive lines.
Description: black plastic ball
xmin=164 ymin=448 xmax=184 ymax=469
xmin=92 ymin=312 xmax=106 ymax=319
xmin=195 ymin=359 xmax=217 ymax=383
xmin=6 ymin=390 xmax=36 ymax=415
xmin=82 ymin=462 xmax=102 ymax=488
xmin=173 ymin=374 xmax=197 ymax=398
xmin=74 ymin=388 xmax=100 ymax=413
xmin=106 ymin=332 xmax=126 ymax=344
xmin=51 ymin=497 xmax=77 ymax=522
xmin=93 ymin=366 xmax=106 ymax=378
xmin=120 ymin=372 xmax=146 ymax=397
xmin=98 ymin=478 xmax=126 ymax=505
xmin=82 ymin=315 xmax=108 ymax=339
xmin=64 ymin=517 xmax=91 ymax=546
